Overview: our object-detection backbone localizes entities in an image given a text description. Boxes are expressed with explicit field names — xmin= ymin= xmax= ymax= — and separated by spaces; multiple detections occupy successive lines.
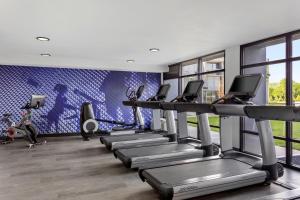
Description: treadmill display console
xmin=183 ymin=80 xmax=204 ymax=98
xmin=229 ymin=74 xmax=262 ymax=99
xmin=156 ymin=84 xmax=170 ymax=100
xmin=135 ymin=85 xmax=145 ymax=99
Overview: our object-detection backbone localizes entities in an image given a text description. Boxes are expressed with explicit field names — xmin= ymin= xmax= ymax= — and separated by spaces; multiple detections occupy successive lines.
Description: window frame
xmin=163 ymin=50 xmax=225 ymax=139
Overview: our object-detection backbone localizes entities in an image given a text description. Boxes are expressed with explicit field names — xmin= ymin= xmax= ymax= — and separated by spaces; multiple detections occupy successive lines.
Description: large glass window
xmin=171 ymin=51 xmax=225 ymax=142
xmin=244 ymin=133 xmax=286 ymax=160
xmin=181 ymin=75 xmax=199 ymax=139
xmin=243 ymin=64 xmax=286 ymax=156
xmin=292 ymin=61 xmax=300 ymax=105
xmin=292 ymin=143 xmax=300 ymax=164
xmin=201 ymin=72 xmax=224 ymax=103
xmin=200 ymin=53 xmax=224 ymax=142
xmin=243 ymin=64 xmax=286 ymax=106
xmin=164 ymin=78 xmax=179 ymax=102
xmin=243 ymin=37 xmax=286 ymax=65
xmin=292 ymin=33 xmax=300 ymax=58
xmin=241 ymin=30 xmax=300 ymax=169
xmin=201 ymin=52 xmax=225 ymax=72
xmin=292 ymin=61 xmax=300 ymax=148
xmin=200 ymin=72 xmax=224 ymax=144
xmin=181 ymin=59 xmax=198 ymax=76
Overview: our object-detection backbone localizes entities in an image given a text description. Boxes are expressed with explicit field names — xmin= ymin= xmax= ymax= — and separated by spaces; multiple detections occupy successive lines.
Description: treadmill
xmin=99 ymin=84 xmax=176 ymax=151
xmin=139 ymin=74 xmax=284 ymax=200
xmin=245 ymin=105 xmax=300 ymax=200
xmin=114 ymin=80 xmax=219 ymax=169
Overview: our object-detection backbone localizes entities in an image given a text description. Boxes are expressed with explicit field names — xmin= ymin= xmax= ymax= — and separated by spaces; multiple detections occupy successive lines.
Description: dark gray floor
xmin=0 ymin=136 xmax=299 ymax=200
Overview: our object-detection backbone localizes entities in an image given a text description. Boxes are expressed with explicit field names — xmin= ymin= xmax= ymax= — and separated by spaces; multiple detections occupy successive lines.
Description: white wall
xmin=220 ymin=46 xmax=240 ymax=150
xmin=164 ymin=79 xmax=179 ymax=102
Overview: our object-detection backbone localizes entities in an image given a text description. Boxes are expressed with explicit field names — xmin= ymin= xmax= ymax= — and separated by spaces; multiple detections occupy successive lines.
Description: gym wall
xmin=0 ymin=65 xmax=161 ymax=136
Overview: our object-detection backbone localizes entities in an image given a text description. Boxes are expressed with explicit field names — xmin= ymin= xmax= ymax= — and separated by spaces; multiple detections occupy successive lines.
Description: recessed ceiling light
xmin=40 ymin=53 xmax=51 ymax=57
xmin=36 ymin=37 xmax=50 ymax=41
xmin=149 ymin=48 xmax=160 ymax=52
xmin=127 ymin=59 xmax=135 ymax=63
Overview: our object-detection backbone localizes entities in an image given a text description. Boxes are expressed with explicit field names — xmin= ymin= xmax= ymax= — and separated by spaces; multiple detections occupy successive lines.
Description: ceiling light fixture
xmin=149 ymin=48 xmax=160 ymax=52
xmin=36 ymin=36 xmax=50 ymax=41
xmin=126 ymin=59 xmax=135 ymax=63
xmin=40 ymin=53 xmax=51 ymax=57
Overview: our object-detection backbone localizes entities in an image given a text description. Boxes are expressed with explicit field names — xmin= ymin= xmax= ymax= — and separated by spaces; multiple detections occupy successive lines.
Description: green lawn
xmin=187 ymin=116 xmax=219 ymax=132
xmin=187 ymin=116 xmax=300 ymax=150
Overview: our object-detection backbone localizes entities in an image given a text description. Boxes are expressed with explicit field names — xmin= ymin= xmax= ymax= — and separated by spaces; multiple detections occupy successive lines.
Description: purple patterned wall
xmin=0 ymin=65 xmax=161 ymax=135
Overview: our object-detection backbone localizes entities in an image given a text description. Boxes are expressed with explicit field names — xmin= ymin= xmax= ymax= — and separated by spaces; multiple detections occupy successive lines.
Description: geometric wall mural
xmin=0 ymin=65 xmax=161 ymax=136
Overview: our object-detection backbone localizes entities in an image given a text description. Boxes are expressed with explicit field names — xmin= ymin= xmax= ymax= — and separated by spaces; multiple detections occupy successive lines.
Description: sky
xmin=267 ymin=40 xmax=300 ymax=83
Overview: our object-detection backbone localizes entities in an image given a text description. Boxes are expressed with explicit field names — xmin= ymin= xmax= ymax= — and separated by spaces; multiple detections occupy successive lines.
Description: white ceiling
xmin=0 ymin=0 xmax=300 ymax=72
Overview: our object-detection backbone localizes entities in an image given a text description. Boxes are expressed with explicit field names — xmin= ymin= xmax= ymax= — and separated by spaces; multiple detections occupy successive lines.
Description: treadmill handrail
xmin=122 ymin=100 xmax=137 ymax=107
xmin=174 ymin=102 xmax=213 ymax=113
xmin=159 ymin=102 xmax=178 ymax=110
xmin=245 ymin=105 xmax=300 ymax=122
xmin=212 ymin=104 xmax=247 ymax=117
xmin=135 ymin=101 xmax=162 ymax=109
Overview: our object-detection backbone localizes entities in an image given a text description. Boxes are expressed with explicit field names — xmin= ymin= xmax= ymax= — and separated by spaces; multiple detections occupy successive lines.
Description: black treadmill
xmin=139 ymin=74 xmax=284 ymax=200
xmin=99 ymin=84 xmax=175 ymax=151
xmin=114 ymin=80 xmax=219 ymax=169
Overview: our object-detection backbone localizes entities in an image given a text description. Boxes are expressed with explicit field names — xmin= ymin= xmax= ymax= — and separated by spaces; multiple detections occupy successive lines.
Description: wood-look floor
xmin=0 ymin=136 xmax=291 ymax=200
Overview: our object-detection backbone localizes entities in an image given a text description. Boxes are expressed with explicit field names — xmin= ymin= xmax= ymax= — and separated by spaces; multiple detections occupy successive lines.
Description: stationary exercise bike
xmin=1 ymin=95 xmax=47 ymax=148
xmin=80 ymin=85 xmax=145 ymax=140
xmin=1 ymin=113 xmax=16 ymax=144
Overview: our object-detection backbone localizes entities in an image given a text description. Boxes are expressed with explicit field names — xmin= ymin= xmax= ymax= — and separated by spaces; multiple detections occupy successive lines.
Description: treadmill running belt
xmin=116 ymin=143 xmax=196 ymax=157
xmin=143 ymin=159 xmax=263 ymax=186
xmin=142 ymin=158 xmax=268 ymax=199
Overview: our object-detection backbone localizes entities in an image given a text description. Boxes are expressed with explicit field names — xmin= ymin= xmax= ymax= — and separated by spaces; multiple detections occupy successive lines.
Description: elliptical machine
xmin=80 ymin=85 xmax=145 ymax=140
xmin=1 ymin=95 xmax=46 ymax=148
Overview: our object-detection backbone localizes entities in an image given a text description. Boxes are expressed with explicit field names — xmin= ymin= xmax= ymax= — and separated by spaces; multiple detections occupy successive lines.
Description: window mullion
xmin=286 ymin=34 xmax=293 ymax=165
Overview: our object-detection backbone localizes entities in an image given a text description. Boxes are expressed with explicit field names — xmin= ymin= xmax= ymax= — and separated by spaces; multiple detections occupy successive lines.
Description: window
xmin=176 ymin=51 xmax=225 ymax=142
xmin=200 ymin=72 xmax=224 ymax=144
xmin=201 ymin=72 xmax=224 ymax=103
xmin=181 ymin=59 xmax=198 ymax=76
xmin=241 ymin=30 xmax=300 ymax=169
xmin=293 ymin=61 xmax=300 ymax=106
xmin=181 ymin=75 xmax=199 ymax=138
xmin=292 ymin=33 xmax=300 ymax=58
xmin=243 ymin=64 xmax=286 ymax=106
xmin=201 ymin=52 xmax=225 ymax=72
xmin=163 ymin=79 xmax=178 ymax=102
xmin=292 ymin=61 xmax=300 ymax=143
xmin=243 ymin=37 xmax=286 ymax=65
